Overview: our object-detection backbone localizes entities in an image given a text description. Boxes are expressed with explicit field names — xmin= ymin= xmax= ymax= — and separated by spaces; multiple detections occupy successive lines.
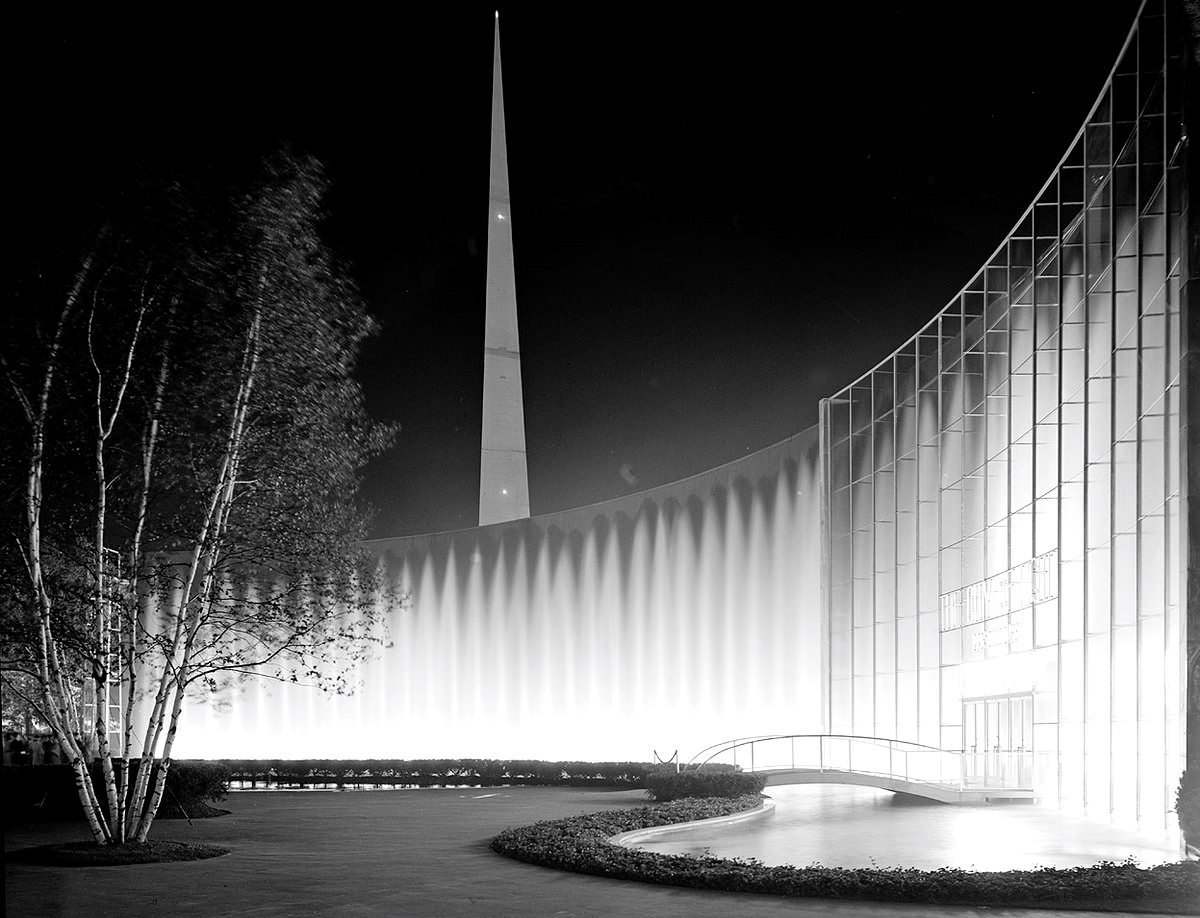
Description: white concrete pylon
xmin=479 ymin=12 xmax=531 ymax=526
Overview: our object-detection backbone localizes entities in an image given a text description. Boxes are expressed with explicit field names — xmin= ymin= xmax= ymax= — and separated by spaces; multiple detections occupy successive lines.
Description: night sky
xmin=9 ymin=3 xmax=1144 ymax=537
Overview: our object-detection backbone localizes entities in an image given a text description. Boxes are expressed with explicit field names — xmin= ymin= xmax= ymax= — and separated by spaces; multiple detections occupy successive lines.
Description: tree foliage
xmin=1 ymin=150 xmax=397 ymax=844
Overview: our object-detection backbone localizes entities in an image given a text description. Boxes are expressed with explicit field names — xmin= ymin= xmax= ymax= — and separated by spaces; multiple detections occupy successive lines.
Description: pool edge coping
xmin=607 ymin=797 xmax=776 ymax=848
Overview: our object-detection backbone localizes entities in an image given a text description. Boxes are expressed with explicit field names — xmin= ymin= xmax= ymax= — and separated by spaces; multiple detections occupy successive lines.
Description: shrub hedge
xmin=644 ymin=770 xmax=766 ymax=801
xmin=216 ymin=759 xmax=652 ymax=788
xmin=491 ymin=796 xmax=1200 ymax=911
xmin=1179 ymin=770 xmax=1200 ymax=851
xmin=3 ymin=760 xmax=230 ymax=823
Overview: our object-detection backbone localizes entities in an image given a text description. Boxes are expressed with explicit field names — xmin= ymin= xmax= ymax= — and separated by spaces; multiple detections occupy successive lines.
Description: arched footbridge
xmin=686 ymin=734 xmax=1035 ymax=805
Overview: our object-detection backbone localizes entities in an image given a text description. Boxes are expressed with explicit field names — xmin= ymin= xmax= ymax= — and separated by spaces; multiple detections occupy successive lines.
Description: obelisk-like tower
xmin=479 ymin=11 xmax=531 ymax=526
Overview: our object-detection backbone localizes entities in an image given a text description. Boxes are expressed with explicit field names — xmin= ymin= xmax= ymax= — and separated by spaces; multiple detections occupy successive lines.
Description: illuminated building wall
xmin=821 ymin=0 xmax=1195 ymax=827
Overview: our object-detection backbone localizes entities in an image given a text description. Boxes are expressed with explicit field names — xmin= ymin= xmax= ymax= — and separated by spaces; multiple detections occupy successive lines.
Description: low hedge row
xmin=493 ymin=794 xmax=763 ymax=858
xmin=218 ymin=759 xmax=652 ymax=788
xmin=645 ymin=771 xmax=766 ymax=801
xmin=491 ymin=796 xmax=1200 ymax=911
xmin=3 ymin=761 xmax=230 ymax=823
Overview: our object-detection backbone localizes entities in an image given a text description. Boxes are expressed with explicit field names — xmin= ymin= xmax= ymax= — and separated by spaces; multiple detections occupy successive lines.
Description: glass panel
xmin=1087 ymin=548 xmax=1111 ymax=633
xmin=941 ymin=428 xmax=963 ymax=487
xmin=919 ymin=445 xmax=939 ymax=499
xmin=1011 ymin=372 xmax=1033 ymax=440
xmin=853 ymin=629 xmax=874 ymax=677
xmin=897 ymin=560 xmax=917 ymax=617
xmin=1060 ymin=481 xmax=1085 ymax=560
xmin=1112 ymin=532 xmax=1136 ymax=625
xmin=941 ymin=488 xmax=962 ymax=547
xmin=964 ymin=412 xmax=986 ymax=475
xmin=1059 ymin=411 xmax=1085 ymax=492
xmin=1010 ymin=439 xmax=1033 ymax=512
xmin=941 ymin=363 xmax=963 ymax=428
xmin=875 ymin=621 xmax=895 ymax=671
xmin=1112 ymin=441 xmax=1137 ymax=533
xmin=987 ymin=522 xmax=1009 ymax=578
xmin=1086 ymin=462 xmax=1112 ymax=549
xmin=1140 ymin=416 xmax=1165 ymax=513
xmin=1060 ymin=558 xmax=1085 ymax=641
xmin=875 ymin=522 xmax=896 ymax=574
xmin=852 ymin=480 xmax=874 ymax=530
xmin=918 ymin=387 xmax=939 ymax=444
xmin=897 ymin=401 xmax=918 ymax=456
xmin=874 ymin=414 xmax=895 ymax=472
xmin=1034 ymin=421 xmax=1058 ymax=498
xmin=875 ymin=470 xmax=896 ymax=524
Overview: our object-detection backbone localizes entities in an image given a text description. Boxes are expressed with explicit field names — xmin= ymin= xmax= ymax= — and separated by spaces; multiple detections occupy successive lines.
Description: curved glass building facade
xmin=821 ymin=0 xmax=1195 ymax=827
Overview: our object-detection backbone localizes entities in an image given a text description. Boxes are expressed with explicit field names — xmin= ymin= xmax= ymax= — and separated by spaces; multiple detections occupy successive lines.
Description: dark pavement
xmin=4 ymin=787 xmax=1183 ymax=917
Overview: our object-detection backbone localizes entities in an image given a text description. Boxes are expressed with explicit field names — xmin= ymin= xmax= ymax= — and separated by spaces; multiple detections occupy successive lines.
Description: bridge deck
xmin=691 ymin=735 xmax=1036 ymax=806
xmin=759 ymin=767 xmax=1035 ymax=805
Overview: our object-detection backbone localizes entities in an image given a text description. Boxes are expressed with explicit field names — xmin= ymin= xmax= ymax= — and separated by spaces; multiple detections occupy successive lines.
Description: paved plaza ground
xmin=3 ymin=787 xmax=1189 ymax=917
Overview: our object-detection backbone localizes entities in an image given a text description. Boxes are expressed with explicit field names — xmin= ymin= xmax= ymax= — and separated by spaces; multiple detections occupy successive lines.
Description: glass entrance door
xmin=962 ymin=694 xmax=1032 ymax=788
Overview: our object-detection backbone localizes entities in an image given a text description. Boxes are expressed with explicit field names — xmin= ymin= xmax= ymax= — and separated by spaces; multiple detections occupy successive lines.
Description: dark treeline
xmin=219 ymin=759 xmax=656 ymax=788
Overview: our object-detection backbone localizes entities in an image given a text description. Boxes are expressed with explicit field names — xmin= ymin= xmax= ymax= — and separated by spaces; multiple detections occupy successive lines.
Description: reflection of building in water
xmin=821 ymin=0 xmax=1196 ymax=829
xmin=179 ymin=0 xmax=1196 ymax=838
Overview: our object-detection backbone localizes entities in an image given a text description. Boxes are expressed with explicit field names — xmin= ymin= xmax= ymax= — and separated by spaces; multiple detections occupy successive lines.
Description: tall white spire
xmin=479 ymin=12 xmax=530 ymax=526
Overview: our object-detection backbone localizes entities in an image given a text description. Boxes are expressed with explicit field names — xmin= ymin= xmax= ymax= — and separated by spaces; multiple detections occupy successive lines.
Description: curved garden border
xmin=609 ymin=797 xmax=774 ymax=848
xmin=490 ymin=794 xmax=1200 ymax=913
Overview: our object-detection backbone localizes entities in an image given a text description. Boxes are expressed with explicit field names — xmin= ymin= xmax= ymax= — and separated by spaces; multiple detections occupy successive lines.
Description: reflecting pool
xmin=633 ymin=785 xmax=1182 ymax=870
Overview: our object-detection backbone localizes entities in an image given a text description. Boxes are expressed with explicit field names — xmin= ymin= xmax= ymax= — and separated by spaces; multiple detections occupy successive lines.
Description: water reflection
xmin=634 ymin=785 xmax=1181 ymax=870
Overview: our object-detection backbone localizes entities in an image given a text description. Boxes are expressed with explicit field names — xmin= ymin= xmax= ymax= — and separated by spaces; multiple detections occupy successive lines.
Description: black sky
xmin=8 ymin=3 xmax=1145 ymax=536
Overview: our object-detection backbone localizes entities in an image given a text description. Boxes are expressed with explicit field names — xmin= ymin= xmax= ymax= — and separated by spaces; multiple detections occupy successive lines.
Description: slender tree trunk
xmin=87 ymin=289 xmax=147 ymax=843
xmin=93 ymin=437 xmax=121 ymax=839
xmin=20 ymin=247 xmax=115 ymax=843
xmin=125 ymin=578 xmax=194 ymax=837
xmin=119 ymin=338 xmax=172 ymax=837
xmin=131 ymin=303 xmax=261 ymax=840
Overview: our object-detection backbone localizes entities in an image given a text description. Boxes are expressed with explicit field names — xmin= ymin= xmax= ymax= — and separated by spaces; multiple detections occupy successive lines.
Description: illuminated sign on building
xmin=938 ymin=550 xmax=1057 ymax=633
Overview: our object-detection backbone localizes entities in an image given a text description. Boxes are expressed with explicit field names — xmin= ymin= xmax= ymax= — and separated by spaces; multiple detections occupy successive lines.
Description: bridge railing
xmin=688 ymin=734 xmax=969 ymax=789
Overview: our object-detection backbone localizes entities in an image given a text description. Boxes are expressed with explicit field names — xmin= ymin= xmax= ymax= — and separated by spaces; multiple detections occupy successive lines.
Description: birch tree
xmin=1 ymin=151 xmax=396 ymax=845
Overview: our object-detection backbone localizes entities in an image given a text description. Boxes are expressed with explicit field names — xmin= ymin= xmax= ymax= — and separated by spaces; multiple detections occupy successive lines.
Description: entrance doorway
xmin=962 ymin=694 xmax=1033 ymax=788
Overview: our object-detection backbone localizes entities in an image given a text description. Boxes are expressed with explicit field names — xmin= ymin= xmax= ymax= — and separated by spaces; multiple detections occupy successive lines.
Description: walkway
xmin=689 ymin=734 xmax=1035 ymax=804
xmin=3 ymin=788 xmax=1181 ymax=917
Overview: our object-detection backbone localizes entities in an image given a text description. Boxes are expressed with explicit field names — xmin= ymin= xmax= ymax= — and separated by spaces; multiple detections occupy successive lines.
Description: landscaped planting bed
xmin=3 ymin=761 xmax=231 ymax=823
xmin=644 ymin=770 xmax=766 ymax=801
xmin=6 ymin=839 xmax=229 ymax=867
xmin=491 ymin=794 xmax=1200 ymax=913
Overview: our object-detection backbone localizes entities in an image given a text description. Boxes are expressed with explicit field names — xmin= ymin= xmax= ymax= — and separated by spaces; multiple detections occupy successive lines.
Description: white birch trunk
xmin=119 ymin=342 xmax=171 ymax=837
xmin=132 ymin=302 xmax=262 ymax=841
xmin=19 ymin=249 xmax=115 ymax=843
xmin=87 ymin=292 xmax=147 ymax=843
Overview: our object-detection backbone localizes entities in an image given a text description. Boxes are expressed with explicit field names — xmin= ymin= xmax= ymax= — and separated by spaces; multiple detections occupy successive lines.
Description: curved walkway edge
xmin=608 ymin=797 xmax=775 ymax=848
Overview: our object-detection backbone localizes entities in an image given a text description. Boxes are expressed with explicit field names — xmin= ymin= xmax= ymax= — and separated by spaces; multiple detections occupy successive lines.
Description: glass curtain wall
xmin=822 ymin=0 xmax=1189 ymax=826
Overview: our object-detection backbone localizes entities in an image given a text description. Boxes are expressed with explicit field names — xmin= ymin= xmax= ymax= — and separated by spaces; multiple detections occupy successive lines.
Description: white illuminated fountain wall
xmin=174 ymin=430 xmax=824 ymax=760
